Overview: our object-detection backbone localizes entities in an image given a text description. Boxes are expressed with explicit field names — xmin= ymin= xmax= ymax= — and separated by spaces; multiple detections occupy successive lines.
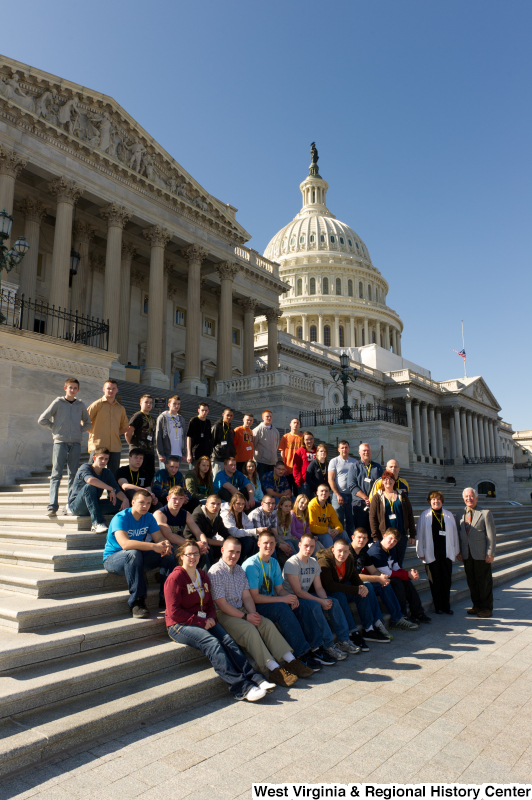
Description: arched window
xmin=323 ymin=277 xmax=329 ymax=295
xmin=348 ymin=239 xmax=352 ymax=246
xmin=300 ymin=235 xmax=305 ymax=243
xmin=324 ymin=325 xmax=331 ymax=347
xmin=339 ymin=326 xmax=345 ymax=347
xmin=368 ymin=285 xmax=372 ymax=301
xmin=309 ymin=324 xmax=317 ymax=342
xmin=348 ymin=279 xmax=353 ymax=297
xmin=296 ymin=279 xmax=303 ymax=296
xmin=296 ymin=325 xmax=303 ymax=340
xmin=309 ymin=277 xmax=316 ymax=295
xmin=330 ymin=235 xmax=335 ymax=243
xmin=336 ymin=278 xmax=342 ymax=295
xmin=312 ymin=190 xmax=315 ymax=203
xmin=359 ymin=281 xmax=363 ymax=298
xmin=310 ymin=234 xmax=315 ymax=243
xmin=320 ymin=234 xmax=325 ymax=242
xmin=290 ymin=237 xmax=295 ymax=245
xmin=340 ymin=237 xmax=344 ymax=244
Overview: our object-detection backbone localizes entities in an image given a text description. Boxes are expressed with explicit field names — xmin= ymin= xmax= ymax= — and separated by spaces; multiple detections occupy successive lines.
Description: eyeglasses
xmin=184 ymin=552 xmax=200 ymax=558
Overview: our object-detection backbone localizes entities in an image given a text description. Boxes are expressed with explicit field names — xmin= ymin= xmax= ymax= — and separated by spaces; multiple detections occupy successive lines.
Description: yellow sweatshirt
xmin=308 ymin=498 xmax=342 ymax=535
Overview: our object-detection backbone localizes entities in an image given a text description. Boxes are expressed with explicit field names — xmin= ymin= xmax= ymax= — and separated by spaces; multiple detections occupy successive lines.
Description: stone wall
xmin=311 ymin=420 xmax=411 ymax=465
xmin=0 ymin=328 xmax=116 ymax=485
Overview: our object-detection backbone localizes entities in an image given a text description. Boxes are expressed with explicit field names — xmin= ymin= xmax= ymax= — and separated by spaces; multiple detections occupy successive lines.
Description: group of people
xmin=37 ymin=378 xmax=498 ymax=703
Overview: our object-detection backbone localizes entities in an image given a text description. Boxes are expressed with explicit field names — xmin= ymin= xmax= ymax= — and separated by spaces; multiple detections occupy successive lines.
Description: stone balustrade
xmin=234 ymin=244 xmax=280 ymax=278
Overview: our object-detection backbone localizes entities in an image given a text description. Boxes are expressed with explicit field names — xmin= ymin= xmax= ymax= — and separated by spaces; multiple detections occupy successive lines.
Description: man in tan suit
xmin=455 ymin=487 xmax=496 ymax=618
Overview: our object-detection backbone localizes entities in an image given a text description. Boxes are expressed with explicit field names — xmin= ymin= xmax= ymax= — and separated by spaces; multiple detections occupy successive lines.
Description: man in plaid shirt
xmin=248 ymin=495 xmax=278 ymax=533
xmin=209 ymin=537 xmax=314 ymax=686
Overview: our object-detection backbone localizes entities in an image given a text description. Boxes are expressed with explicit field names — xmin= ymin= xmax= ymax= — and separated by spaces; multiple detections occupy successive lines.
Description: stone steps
xmin=0 ymin=528 xmax=102 ymax=550
xmin=0 ymin=542 xmax=102 ymax=571
xmin=0 ymin=564 xmax=126 ymax=597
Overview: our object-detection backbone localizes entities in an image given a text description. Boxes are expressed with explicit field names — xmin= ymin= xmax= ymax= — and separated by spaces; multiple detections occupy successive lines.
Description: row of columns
xmin=284 ymin=311 xmax=402 ymax=354
xmin=1 ymin=152 xmax=280 ymax=387
xmin=405 ymin=398 xmax=501 ymax=461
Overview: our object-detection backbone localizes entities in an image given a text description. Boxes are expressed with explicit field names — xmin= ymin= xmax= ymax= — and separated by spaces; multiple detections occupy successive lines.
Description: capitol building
xmin=0 ymin=54 xmax=528 ymax=500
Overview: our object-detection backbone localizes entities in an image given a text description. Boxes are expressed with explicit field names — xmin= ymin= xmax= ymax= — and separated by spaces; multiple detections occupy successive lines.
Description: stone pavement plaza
xmin=2 ymin=574 xmax=532 ymax=800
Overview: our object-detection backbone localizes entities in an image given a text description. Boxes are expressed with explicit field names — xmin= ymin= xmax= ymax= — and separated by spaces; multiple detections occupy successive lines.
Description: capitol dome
xmin=257 ymin=148 xmax=404 ymax=354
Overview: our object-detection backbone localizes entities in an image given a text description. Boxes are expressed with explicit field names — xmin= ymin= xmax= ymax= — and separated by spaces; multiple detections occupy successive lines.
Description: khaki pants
xmin=216 ymin=606 xmax=291 ymax=671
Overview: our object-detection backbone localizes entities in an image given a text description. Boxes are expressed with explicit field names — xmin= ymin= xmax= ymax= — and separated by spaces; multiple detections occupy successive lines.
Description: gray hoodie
xmin=38 ymin=397 xmax=91 ymax=443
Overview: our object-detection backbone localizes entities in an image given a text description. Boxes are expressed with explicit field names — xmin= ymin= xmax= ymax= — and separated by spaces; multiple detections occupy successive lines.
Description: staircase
xmin=0 ymin=439 xmax=530 ymax=777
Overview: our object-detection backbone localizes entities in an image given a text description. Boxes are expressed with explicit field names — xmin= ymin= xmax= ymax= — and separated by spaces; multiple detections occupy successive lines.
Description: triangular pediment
xmin=0 ymin=56 xmax=250 ymax=244
xmin=442 ymin=375 xmax=501 ymax=411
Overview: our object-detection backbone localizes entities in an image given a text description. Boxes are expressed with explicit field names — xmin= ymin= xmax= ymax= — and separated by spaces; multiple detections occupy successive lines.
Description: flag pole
xmin=462 ymin=320 xmax=467 ymax=378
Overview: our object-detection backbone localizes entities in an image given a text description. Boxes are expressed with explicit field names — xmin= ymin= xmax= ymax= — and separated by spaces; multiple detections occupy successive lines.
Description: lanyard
xmin=280 ymin=523 xmax=290 ymax=537
xmin=223 ymin=422 xmax=229 ymax=437
xmin=259 ymin=557 xmax=271 ymax=593
xmin=386 ymin=493 xmax=396 ymax=513
xmin=317 ymin=461 xmax=326 ymax=477
xmin=142 ymin=413 xmax=153 ymax=433
xmin=129 ymin=468 xmax=139 ymax=486
xmin=195 ymin=570 xmax=204 ymax=608
xmin=274 ymin=475 xmax=281 ymax=488
xmin=365 ymin=462 xmax=372 ymax=477
xmin=170 ymin=414 xmax=180 ymax=431
xmin=432 ymin=509 xmax=444 ymax=528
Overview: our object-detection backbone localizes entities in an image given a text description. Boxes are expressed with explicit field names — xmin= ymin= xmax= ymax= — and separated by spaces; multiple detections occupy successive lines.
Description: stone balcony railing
xmin=384 ymin=368 xmax=442 ymax=391
xmin=277 ymin=295 xmax=401 ymax=319
xmin=215 ymin=370 xmax=319 ymax=397
xmin=234 ymin=245 xmax=280 ymax=278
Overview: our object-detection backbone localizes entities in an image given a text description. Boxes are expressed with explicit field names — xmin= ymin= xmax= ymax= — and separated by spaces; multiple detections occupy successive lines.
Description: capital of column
xmin=131 ymin=269 xmax=146 ymax=288
xmin=0 ymin=147 xmax=27 ymax=179
xmin=168 ymin=284 xmax=178 ymax=300
xmin=215 ymin=261 xmax=240 ymax=281
xmin=19 ymin=198 xmax=47 ymax=224
xmin=182 ymin=243 xmax=208 ymax=265
xmin=143 ymin=225 xmax=171 ymax=249
xmin=453 ymin=404 xmax=461 ymax=413
xmin=73 ymin=220 xmax=96 ymax=245
xmin=100 ymin=202 xmax=130 ymax=229
xmin=163 ymin=260 xmax=174 ymax=278
xmin=239 ymin=297 xmax=259 ymax=313
xmin=121 ymin=241 xmax=137 ymax=261
xmin=91 ymin=254 xmax=106 ymax=275
xmin=265 ymin=307 xmax=283 ymax=323
xmin=48 ymin=176 xmax=83 ymax=206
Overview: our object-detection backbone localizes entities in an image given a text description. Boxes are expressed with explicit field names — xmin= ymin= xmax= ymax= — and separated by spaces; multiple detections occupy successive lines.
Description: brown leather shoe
xmin=477 ymin=609 xmax=493 ymax=618
xmin=467 ymin=607 xmax=480 ymax=615
xmin=282 ymin=658 xmax=314 ymax=678
xmin=268 ymin=667 xmax=298 ymax=687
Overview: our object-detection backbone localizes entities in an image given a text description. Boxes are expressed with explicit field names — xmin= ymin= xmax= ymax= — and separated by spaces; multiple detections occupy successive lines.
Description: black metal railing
xmin=300 ymin=404 xmax=407 ymax=428
xmin=463 ymin=456 xmax=513 ymax=465
xmin=0 ymin=291 xmax=109 ymax=350
xmin=513 ymin=463 xmax=531 ymax=470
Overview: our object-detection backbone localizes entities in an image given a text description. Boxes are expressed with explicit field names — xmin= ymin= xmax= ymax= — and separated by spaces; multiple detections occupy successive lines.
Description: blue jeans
xmin=332 ymin=492 xmax=355 ymax=537
xmin=69 ymin=483 xmax=121 ymax=526
xmin=394 ymin=533 xmax=408 ymax=567
xmin=104 ymin=548 xmax=175 ymax=607
xmin=90 ymin=450 xmax=121 ymax=477
xmin=167 ymin=621 xmax=263 ymax=699
xmin=315 ymin=530 xmax=351 ymax=549
xmin=330 ymin=583 xmax=383 ymax=631
xmin=254 ymin=601 xmax=311 ymax=658
xmin=48 ymin=442 xmax=81 ymax=512
xmin=304 ymin=596 xmax=350 ymax=645
xmin=371 ymin=580 xmax=404 ymax=623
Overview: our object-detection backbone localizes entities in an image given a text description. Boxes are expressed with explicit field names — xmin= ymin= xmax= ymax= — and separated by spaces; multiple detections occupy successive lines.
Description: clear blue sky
xmin=8 ymin=0 xmax=532 ymax=428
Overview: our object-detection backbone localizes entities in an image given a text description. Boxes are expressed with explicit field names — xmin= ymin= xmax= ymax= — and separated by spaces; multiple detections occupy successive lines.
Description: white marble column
xmin=334 ymin=314 xmax=340 ymax=348
xmin=302 ymin=313 xmax=308 ymax=341
xmin=488 ymin=421 xmax=496 ymax=458
xmin=413 ymin=401 xmax=422 ymax=456
xmin=384 ymin=323 xmax=390 ymax=351
xmin=71 ymin=221 xmax=96 ymax=316
xmin=449 ymin=415 xmax=456 ymax=459
xmin=405 ymin=397 xmax=414 ymax=460
xmin=460 ymin=409 xmax=469 ymax=458
xmin=265 ymin=307 xmax=281 ymax=372
xmin=392 ymin=329 xmax=398 ymax=354
xmin=436 ymin=409 xmax=444 ymax=460
xmin=429 ymin=405 xmax=437 ymax=460
xmin=466 ymin=412 xmax=475 ymax=459
xmin=101 ymin=204 xmax=130 ymax=354
xmin=117 ymin=242 xmax=136 ymax=364
xmin=350 ymin=316 xmax=355 ymax=347
xmin=484 ymin=418 xmax=491 ymax=457
xmin=18 ymin=199 xmax=47 ymax=301
xmin=375 ymin=320 xmax=381 ymax=348
xmin=285 ymin=315 xmax=291 ymax=336
xmin=493 ymin=424 xmax=501 ymax=456
xmin=472 ymin=414 xmax=480 ymax=458
xmin=421 ymin=403 xmax=430 ymax=457
xmin=357 ymin=320 xmax=363 ymax=348
xmin=48 ymin=177 xmax=83 ymax=310
xmin=0 ymin=148 xmax=27 ymax=251
xmin=454 ymin=406 xmax=463 ymax=458
xmin=215 ymin=261 xmax=239 ymax=380
xmin=241 ymin=298 xmax=258 ymax=376
xmin=478 ymin=415 xmax=486 ymax=457
xmin=319 ymin=313 xmax=324 ymax=344
xmin=363 ymin=318 xmax=369 ymax=347
xmin=161 ymin=261 xmax=173 ymax=374
xmin=142 ymin=225 xmax=171 ymax=387
xmin=182 ymin=244 xmax=208 ymax=394
xmin=397 ymin=332 xmax=402 ymax=356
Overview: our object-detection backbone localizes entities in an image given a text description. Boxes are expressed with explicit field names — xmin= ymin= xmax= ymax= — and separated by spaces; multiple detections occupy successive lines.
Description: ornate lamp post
xmin=330 ymin=352 xmax=358 ymax=423
xmin=0 ymin=208 xmax=30 ymax=321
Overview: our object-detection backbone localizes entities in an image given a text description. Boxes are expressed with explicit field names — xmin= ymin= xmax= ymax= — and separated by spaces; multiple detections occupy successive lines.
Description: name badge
xmin=247 ymin=446 xmax=252 ymax=450
xmin=221 ymin=440 xmax=227 ymax=446
xmin=197 ymin=611 xmax=206 ymax=619
xmin=147 ymin=435 xmax=153 ymax=441
xmin=388 ymin=514 xmax=396 ymax=520
xmin=439 ymin=531 xmax=447 ymax=536
xmin=364 ymin=477 xmax=371 ymax=483
xmin=201 ymin=433 xmax=204 ymax=438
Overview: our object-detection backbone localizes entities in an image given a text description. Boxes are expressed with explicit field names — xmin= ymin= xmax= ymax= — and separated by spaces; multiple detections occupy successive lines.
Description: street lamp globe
xmin=69 ymin=247 xmax=81 ymax=276
xmin=13 ymin=236 xmax=30 ymax=257
xmin=340 ymin=352 xmax=349 ymax=369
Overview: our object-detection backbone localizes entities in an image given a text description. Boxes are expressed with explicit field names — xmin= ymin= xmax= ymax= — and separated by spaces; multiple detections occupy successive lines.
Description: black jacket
xmin=305 ymin=459 xmax=329 ymax=495
xmin=184 ymin=504 xmax=229 ymax=542
xmin=211 ymin=419 xmax=236 ymax=461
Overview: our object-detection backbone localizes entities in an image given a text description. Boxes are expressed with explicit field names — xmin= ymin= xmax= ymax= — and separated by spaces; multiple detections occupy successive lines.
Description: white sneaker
xmin=91 ymin=523 xmax=108 ymax=533
xmin=243 ymin=685 xmax=267 ymax=702
xmin=338 ymin=639 xmax=360 ymax=655
xmin=258 ymin=680 xmax=276 ymax=694
xmin=62 ymin=505 xmax=74 ymax=516
xmin=326 ymin=644 xmax=347 ymax=661
xmin=375 ymin=619 xmax=393 ymax=640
